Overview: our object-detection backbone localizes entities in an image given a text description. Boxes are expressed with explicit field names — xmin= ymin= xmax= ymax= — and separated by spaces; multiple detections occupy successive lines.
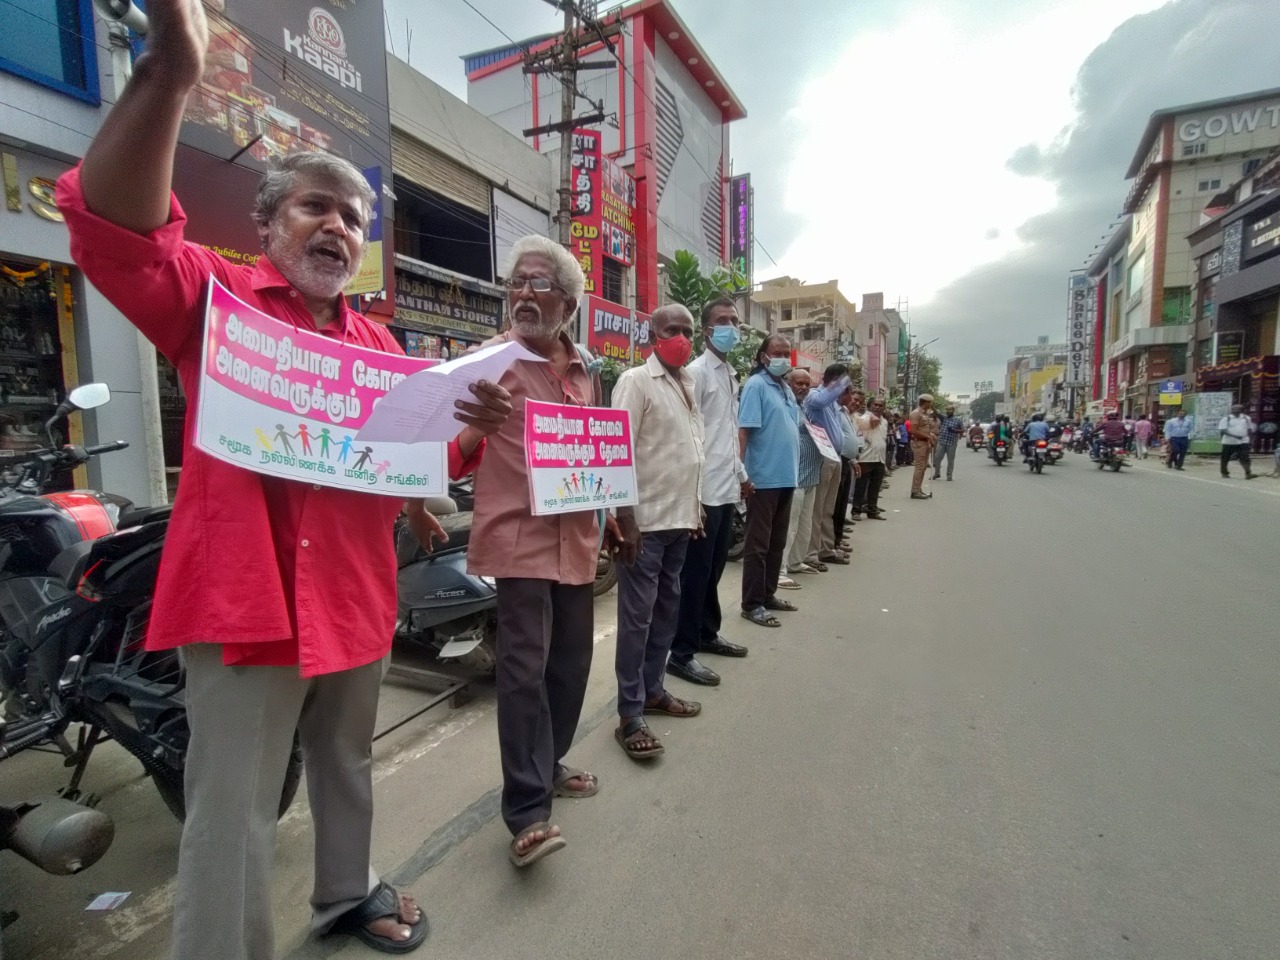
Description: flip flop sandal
xmin=327 ymin=881 xmax=428 ymax=954
xmin=553 ymin=765 xmax=600 ymax=799
xmin=810 ymin=562 xmax=829 ymax=572
xmin=740 ymin=607 xmax=781 ymax=628
xmin=615 ymin=717 xmax=664 ymax=759
xmin=762 ymin=597 xmax=798 ymax=612
xmin=644 ymin=692 xmax=702 ymax=718
xmin=509 ymin=821 xmax=567 ymax=868
xmin=777 ymin=576 xmax=801 ymax=590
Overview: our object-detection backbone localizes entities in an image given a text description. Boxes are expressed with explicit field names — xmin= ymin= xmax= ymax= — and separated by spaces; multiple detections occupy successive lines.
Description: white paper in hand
xmin=356 ymin=340 xmax=544 ymax=445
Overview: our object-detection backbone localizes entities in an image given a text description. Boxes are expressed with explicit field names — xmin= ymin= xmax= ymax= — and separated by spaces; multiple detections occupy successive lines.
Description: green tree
xmin=666 ymin=249 xmax=747 ymax=344
xmin=969 ymin=390 xmax=1004 ymax=422
xmin=914 ymin=350 xmax=942 ymax=400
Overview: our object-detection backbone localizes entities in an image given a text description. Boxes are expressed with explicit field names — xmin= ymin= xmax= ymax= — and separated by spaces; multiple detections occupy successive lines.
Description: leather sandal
xmin=327 ymin=881 xmax=428 ymax=954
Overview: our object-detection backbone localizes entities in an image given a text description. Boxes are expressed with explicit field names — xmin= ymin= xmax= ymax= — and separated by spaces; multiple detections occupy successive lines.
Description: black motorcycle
xmin=0 ymin=386 xmax=302 ymax=823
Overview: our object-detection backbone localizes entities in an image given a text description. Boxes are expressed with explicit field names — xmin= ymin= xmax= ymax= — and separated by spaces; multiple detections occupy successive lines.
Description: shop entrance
xmin=0 ymin=255 xmax=84 ymax=490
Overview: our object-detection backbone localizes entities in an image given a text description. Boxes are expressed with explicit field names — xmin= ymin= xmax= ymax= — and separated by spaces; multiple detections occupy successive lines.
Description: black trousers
xmin=833 ymin=458 xmax=853 ymax=542
xmin=852 ymin=461 xmax=886 ymax=515
xmin=671 ymin=502 xmax=734 ymax=664
xmin=494 ymin=578 xmax=594 ymax=834
xmin=741 ymin=487 xmax=792 ymax=611
xmin=1220 ymin=444 xmax=1252 ymax=475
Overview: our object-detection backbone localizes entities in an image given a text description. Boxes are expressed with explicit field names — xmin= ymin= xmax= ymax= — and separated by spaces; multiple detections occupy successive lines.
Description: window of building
xmin=1243 ymin=157 xmax=1263 ymax=176
xmin=392 ymin=177 xmax=492 ymax=282
xmin=1162 ymin=287 xmax=1191 ymax=325
xmin=1127 ymin=251 xmax=1146 ymax=300
xmin=782 ymin=308 xmax=793 ymax=324
xmin=0 ymin=0 xmax=99 ymax=104
xmin=1196 ymin=178 xmax=1222 ymax=193
xmin=600 ymin=258 xmax=624 ymax=306
xmin=1182 ymin=143 xmax=1207 ymax=157
xmin=1197 ymin=338 xmax=1214 ymax=366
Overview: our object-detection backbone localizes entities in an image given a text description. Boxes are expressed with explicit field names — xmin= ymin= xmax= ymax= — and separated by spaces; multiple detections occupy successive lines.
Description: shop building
xmin=1085 ymin=218 xmax=1131 ymax=413
xmin=383 ymin=55 xmax=555 ymax=359
xmin=1186 ymin=149 xmax=1280 ymax=451
xmin=1 ymin=4 xmax=155 ymax=503
xmin=463 ymin=0 xmax=747 ymax=332
xmin=1117 ymin=88 xmax=1280 ymax=419
xmin=751 ymin=277 xmax=859 ymax=375
xmin=853 ymin=292 xmax=904 ymax=398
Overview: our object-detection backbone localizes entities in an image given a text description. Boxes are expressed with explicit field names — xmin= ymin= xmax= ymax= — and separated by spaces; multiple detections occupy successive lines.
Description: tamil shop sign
xmin=393 ymin=265 xmax=503 ymax=341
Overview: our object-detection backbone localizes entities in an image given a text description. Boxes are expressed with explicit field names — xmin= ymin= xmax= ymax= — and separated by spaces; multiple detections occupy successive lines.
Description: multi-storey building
xmin=752 ymin=277 xmax=858 ymax=375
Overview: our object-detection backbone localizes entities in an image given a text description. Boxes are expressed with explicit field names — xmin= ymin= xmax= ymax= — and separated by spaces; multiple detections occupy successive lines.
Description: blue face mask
xmin=766 ymin=357 xmax=791 ymax=378
xmin=708 ymin=325 xmax=740 ymax=353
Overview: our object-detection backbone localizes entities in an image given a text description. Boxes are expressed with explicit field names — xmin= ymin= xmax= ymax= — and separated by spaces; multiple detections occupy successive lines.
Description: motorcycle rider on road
xmin=1021 ymin=413 xmax=1049 ymax=460
xmin=1092 ymin=413 xmax=1128 ymax=459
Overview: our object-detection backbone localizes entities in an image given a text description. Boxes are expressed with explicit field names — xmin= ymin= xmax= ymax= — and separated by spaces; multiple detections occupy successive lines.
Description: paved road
xmin=4 ymin=449 xmax=1278 ymax=959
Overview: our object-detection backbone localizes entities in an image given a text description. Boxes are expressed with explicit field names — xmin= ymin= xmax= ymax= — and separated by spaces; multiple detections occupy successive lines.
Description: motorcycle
xmin=966 ymin=430 xmax=984 ymax=451
xmin=991 ymin=439 xmax=1009 ymax=466
xmin=727 ymin=500 xmax=747 ymax=562
xmin=0 ymin=385 xmax=302 ymax=824
xmin=1026 ymin=439 xmax=1048 ymax=474
xmin=393 ymin=498 xmax=497 ymax=674
xmin=1069 ymin=433 xmax=1090 ymax=454
xmin=1046 ymin=440 xmax=1064 ymax=465
xmin=1096 ymin=443 xmax=1128 ymax=472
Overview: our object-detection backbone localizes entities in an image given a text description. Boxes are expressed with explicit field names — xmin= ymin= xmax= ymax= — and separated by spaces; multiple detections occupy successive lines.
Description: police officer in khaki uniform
xmin=908 ymin=394 xmax=938 ymax=500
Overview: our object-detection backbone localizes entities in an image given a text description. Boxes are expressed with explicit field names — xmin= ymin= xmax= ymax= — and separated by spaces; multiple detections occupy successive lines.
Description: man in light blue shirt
xmin=803 ymin=364 xmax=851 ymax=564
xmin=738 ymin=334 xmax=799 ymax=627
xmin=1021 ymin=413 xmax=1049 ymax=460
xmin=1163 ymin=408 xmax=1193 ymax=470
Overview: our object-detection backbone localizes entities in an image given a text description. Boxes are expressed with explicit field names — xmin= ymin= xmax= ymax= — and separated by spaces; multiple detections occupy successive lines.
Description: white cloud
xmin=772 ymin=0 xmax=1166 ymax=308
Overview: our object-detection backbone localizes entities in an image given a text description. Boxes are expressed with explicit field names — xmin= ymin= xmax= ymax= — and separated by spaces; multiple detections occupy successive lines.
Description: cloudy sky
xmin=386 ymin=0 xmax=1278 ymax=394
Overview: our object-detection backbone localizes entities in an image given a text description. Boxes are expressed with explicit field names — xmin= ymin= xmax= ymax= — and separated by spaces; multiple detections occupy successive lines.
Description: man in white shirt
xmin=1218 ymin=404 xmax=1257 ymax=479
xmin=852 ymin=397 xmax=890 ymax=519
xmin=670 ymin=298 xmax=751 ymax=687
xmin=612 ymin=305 xmax=706 ymax=758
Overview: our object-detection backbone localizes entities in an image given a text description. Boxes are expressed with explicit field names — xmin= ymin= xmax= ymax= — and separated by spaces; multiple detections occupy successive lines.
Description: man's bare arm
xmin=79 ymin=0 xmax=209 ymax=233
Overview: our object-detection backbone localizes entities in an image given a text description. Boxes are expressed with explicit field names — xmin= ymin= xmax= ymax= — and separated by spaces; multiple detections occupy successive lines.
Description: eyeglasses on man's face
xmin=505 ymin=276 xmax=565 ymax=294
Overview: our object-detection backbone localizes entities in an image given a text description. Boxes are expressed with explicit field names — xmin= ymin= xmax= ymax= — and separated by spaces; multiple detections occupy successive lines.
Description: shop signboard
xmin=1244 ymin=210 xmax=1280 ymax=263
xmin=599 ymin=156 xmax=635 ymax=267
xmin=1066 ymin=274 xmax=1089 ymax=386
xmin=729 ymin=174 xmax=753 ymax=287
xmin=570 ymin=129 xmax=603 ymax=297
xmin=1158 ymin=379 xmax=1184 ymax=406
xmin=524 ymin=400 xmax=637 ymax=516
xmin=393 ymin=266 xmax=503 ymax=342
xmin=194 ymin=276 xmax=447 ymax=496
xmin=173 ymin=0 xmax=392 ymax=271
xmin=584 ymin=295 xmax=653 ymax=364
xmin=1215 ymin=331 xmax=1244 ymax=364
xmin=1106 ymin=361 xmax=1118 ymax=398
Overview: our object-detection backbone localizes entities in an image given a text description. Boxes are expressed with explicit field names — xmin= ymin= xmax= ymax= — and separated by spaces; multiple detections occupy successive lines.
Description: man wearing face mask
xmin=738 ymin=334 xmax=800 ymax=628
xmin=669 ymin=298 xmax=752 ymax=687
xmin=611 ymin=305 xmax=706 ymax=758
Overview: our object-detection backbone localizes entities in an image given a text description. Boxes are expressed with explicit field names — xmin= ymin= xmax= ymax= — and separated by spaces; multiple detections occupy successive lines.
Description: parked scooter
xmin=394 ymin=498 xmax=497 ymax=674
xmin=0 ymin=385 xmax=302 ymax=824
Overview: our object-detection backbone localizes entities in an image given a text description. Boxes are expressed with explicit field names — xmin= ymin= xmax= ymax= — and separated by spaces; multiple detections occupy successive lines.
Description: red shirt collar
xmin=250 ymin=254 xmax=354 ymax=337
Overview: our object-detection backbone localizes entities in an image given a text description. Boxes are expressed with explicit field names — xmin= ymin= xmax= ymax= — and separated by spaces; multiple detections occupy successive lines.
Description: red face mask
xmin=653 ymin=334 xmax=693 ymax=368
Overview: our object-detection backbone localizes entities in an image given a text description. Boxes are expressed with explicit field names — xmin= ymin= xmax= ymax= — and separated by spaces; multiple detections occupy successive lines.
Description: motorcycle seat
xmin=118 ymin=505 xmax=173 ymax=529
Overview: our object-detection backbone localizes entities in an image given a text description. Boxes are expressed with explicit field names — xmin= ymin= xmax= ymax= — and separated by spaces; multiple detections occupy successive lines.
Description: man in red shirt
xmin=55 ymin=2 xmax=510 ymax=956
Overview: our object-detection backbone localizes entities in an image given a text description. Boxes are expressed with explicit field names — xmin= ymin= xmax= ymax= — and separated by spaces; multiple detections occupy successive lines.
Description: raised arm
xmin=79 ymin=0 xmax=210 ymax=233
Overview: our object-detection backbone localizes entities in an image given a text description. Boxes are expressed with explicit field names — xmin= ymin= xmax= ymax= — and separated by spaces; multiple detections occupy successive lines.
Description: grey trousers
xmin=494 ymin=578 xmax=594 ymax=834
xmin=810 ymin=459 xmax=841 ymax=558
xmin=615 ymin=529 xmax=690 ymax=717
xmin=933 ymin=441 xmax=957 ymax=478
xmin=172 ymin=644 xmax=384 ymax=960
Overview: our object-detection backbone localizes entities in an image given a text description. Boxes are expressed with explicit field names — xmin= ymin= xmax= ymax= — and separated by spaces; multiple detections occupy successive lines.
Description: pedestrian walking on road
xmin=852 ymin=398 xmax=890 ymax=520
xmin=738 ymin=335 xmax=800 ymax=628
xmin=56 ymin=2 xmax=515 ymax=948
xmin=669 ymin=298 xmax=751 ymax=689
xmin=781 ymin=370 xmax=824 ymax=582
xmin=1218 ymin=404 xmax=1258 ymax=479
xmin=1164 ymin=408 xmax=1193 ymax=469
xmin=612 ymin=305 xmax=706 ymax=761
xmin=933 ymin=403 xmax=964 ymax=481
xmin=471 ymin=238 xmax=632 ymax=869
xmin=1134 ymin=414 xmax=1153 ymax=459
xmin=909 ymin=395 xmax=939 ymax=499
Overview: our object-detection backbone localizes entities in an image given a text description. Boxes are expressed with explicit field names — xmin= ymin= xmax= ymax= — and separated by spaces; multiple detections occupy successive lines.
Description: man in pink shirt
xmin=56 ymin=2 xmax=511 ymax=956
xmin=1134 ymin=414 xmax=1154 ymax=459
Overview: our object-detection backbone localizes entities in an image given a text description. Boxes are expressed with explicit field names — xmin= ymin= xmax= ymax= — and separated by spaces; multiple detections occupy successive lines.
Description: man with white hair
xmin=468 ymin=235 xmax=638 ymax=866
xmin=54 ymin=2 xmax=513 ymax=955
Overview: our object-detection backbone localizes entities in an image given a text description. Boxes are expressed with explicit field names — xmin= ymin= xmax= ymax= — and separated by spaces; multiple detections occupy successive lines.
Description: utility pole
xmin=523 ymin=2 xmax=618 ymax=245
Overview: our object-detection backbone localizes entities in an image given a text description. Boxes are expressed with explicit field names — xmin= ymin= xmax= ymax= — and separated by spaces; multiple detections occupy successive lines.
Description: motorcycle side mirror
xmin=67 ymin=383 xmax=111 ymax=412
